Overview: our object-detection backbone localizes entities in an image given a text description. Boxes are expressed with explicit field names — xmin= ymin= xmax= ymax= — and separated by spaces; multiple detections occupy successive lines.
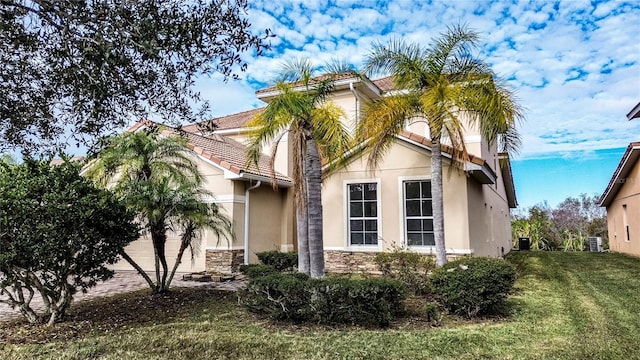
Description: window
xmin=404 ymin=180 xmax=434 ymax=246
xmin=348 ymin=183 xmax=378 ymax=245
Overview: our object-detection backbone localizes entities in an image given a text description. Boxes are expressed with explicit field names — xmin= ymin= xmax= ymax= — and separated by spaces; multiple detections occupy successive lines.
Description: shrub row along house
xmin=600 ymin=102 xmax=640 ymax=257
xmin=107 ymin=72 xmax=518 ymax=274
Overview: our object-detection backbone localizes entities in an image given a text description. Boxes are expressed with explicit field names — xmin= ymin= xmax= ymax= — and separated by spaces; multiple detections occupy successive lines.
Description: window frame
xmin=344 ymin=179 xmax=382 ymax=250
xmin=399 ymin=177 xmax=436 ymax=250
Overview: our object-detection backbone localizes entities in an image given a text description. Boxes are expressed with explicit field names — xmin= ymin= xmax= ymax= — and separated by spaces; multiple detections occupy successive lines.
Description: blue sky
xmin=192 ymin=0 xmax=640 ymax=209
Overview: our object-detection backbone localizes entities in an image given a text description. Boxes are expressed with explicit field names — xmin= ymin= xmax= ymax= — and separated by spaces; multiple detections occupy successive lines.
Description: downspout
xmin=244 ymin=180 xmax=261 ymax=265
xmin=349 ymin=81 xmax=361 ymax=123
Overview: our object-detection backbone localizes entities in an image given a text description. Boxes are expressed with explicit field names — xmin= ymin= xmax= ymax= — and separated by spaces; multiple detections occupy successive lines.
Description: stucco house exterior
xmin=600 ymin=102 xmax=640 ymax=256
xmin=110 ymin=74 xmax=518 ymax=273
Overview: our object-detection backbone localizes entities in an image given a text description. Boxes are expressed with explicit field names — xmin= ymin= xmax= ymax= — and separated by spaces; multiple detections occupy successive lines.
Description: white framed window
xmin=403 ymin=180 xmax=435 ymax=246
xmin=347 ymin=182 xmax=379 ymax=246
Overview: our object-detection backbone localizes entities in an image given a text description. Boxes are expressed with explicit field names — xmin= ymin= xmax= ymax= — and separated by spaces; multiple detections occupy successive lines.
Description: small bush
xmin=239 ymin=264 xmax=277 ymax=278
xmin=256 ymin=251 xmax=298 ymax=271
xmin=423 ymin=302 xmax=442 ymax=325
xmin=374 ymin=246 xmax=435 ymax=295
xmin=430 ymin=257 xmax=516 ymax=318
xmin=240 ymin=274 xmax=405 ymax=326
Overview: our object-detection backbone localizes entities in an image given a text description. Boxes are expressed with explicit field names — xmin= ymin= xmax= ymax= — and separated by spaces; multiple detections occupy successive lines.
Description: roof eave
xmin=600 ymin=143 xmax=640 ymax=207
xmin=498 ymin=152 xmax=518 ymax=208
xmin=626 ymin=102 xmax=640 ymax=120
xmin=465 ymin=162 xmax=497 ymax=185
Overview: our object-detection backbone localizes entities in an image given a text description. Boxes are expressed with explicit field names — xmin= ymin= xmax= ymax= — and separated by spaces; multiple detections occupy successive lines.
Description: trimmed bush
xmin=240 ymin=274 xmax=405 ymax=326
xmin=239 ymin=264 xmax=277 ymax=279
xmin=256 ymin=251 xmax=298 ymax=272
xmin=374 ymin=246 xmax=435 ymax=295
xmin=430 ymin=257 xmax=516 ymax=318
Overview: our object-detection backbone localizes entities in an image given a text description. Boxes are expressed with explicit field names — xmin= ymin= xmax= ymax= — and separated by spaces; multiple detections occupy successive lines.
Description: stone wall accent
xmin=206 ymin=249 xmax=244 ymax=274
xmin=324 ymin=250 xmax=381 ymax=274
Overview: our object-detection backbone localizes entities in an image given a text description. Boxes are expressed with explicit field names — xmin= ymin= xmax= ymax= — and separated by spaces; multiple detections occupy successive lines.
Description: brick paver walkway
xmin=0 ymin=271 xmax=245 ymax=322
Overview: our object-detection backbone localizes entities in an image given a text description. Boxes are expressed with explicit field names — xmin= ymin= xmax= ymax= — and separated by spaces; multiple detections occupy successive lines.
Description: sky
xmin=195 ymin=0 xmax=640 ymax=210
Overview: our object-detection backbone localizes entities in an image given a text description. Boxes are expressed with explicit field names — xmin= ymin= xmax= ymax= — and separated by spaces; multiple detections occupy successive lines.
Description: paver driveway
xmin=0 ymin=271 xmax=245 ymax=321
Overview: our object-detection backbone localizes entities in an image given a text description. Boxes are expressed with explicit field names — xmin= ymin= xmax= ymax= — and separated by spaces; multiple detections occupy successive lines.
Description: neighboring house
xmin=600 ymin=102 xmax=640 ymax=256
xmin=110 ymin=74 xmax=518 ymax=274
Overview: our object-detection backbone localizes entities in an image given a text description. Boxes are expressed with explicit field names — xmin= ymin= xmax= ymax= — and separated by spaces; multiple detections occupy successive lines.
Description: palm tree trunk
xmin=120 ymin=251 xmax=156 ymax=290
xmin=306 ymin=138 xmax=325 ymax=278
xmin=296 ymin=204 xmax=310 ymax=275
xmin=431 ymin=136 xmax=447 ymax=266
xmin=151 ymin=229 xmax=169 ymax=293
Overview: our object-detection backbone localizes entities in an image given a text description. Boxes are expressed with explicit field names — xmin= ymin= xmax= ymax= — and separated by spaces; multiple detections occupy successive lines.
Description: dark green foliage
xmin=0 ymin=0 xmax=271 ymax=152
xmin=256 ymin=251 xmax=298 ymax=272
xmin=430 ymin=257 xmax=516 ymax=318
xmin=0 ymin=158 xmax=140 ymax=325
xmin=239 ymin=264 xmax=277 ymax=279
xmin=241 ymin=274 xmax=405 ymax=326
xmin=423 ymin=302 xmax=442 ymax=325
xmin=374 ymin=246 xmax=435 ymax=295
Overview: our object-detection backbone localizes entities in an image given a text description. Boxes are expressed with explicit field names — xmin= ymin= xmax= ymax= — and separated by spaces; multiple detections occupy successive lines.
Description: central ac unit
xmin=588 ymin=237 xmax=603 ymax=252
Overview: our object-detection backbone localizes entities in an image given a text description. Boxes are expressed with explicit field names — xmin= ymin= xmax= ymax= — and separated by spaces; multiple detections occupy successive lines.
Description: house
xmin=600 ymin=102 xmax=640 ymax=256
xmin=110 ymin=74 xmax=518 ymax=273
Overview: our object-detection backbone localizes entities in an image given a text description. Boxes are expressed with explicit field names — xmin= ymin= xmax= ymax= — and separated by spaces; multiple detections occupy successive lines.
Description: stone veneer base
xmin=205 ymin=249 xmax=244 ymax=274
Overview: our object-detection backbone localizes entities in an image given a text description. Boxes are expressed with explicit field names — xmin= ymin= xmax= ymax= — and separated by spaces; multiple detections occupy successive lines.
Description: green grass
xmin=2 ymin=252 xmax=640 ymax=359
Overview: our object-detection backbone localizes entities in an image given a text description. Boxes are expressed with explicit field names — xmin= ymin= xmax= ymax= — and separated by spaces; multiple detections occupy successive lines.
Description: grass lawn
xmin=1 ymin=251 xmax=639 ymax=359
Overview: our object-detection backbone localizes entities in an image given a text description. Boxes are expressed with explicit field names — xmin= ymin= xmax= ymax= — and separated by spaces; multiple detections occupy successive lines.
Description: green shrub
xmin=240 ymin=274 xmax=405 ymax=326
xmin=423 ymin=302 xmax=442 ymax=325
xmin=374 ymin=246 xmax=435 ymax=295
xmin=239 ymin=264 xmax=277 ymax=278
xmin=256 ymin=251 xmax=298 ymax=271
xmin=430 ymin=257 xmax=516 ymax=318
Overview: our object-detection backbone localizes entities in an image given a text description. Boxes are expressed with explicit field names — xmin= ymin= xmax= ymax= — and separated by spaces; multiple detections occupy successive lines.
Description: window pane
xmin=424 ymin=233 xmax=435 ymax=246
xmin=407 ymin=219 xmax=421 ymax=231
xmin=365 ymin=219 xmax=377 ymax=231
xmin=421 ymin=181 xmax=432 ymax=198
xmin=423 ymin=219 xmax=434 ymax=231
xmin=349 ymin=184 xmax=362 ymax=200
xmin=350 ymin=220 xmax=363 ymax=231
xmin=351 ymin=232 xmax=363 ymax=245
xmin=406 ymin=200 xmax=421 ymax=216
xmin=364 ymin=183 xmax=377 ymax=200
xmin=407 ymin=233 xmax=422 ymax=246
xmin=406 ymin=182 xmax=420 ymax=199
xmin=350 ymin=202 xmax=363 ymax=217
xmin=364 ymin=232 xmax=378 ymax=245
xmin=364 ymin=201 xmax=377 ymax=217
xmin=422 ymin=200 xmax=433 ymax=216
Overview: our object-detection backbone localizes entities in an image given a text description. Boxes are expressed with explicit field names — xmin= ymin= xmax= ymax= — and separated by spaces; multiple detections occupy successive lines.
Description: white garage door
xmin=110 ymin=234 xmax=206 ymax=273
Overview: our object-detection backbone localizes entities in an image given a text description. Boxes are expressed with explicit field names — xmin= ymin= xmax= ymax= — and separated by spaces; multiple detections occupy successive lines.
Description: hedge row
xmin=240 ymin=273 xmax=405 ymax=326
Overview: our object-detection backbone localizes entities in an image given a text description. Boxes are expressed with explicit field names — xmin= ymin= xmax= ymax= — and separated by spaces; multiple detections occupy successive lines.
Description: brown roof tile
xmin=181 ymin=108 xmax=265 ymax=134
xmin=372 ymin=76 xmax=396 ymax=92
xmin=128 ymin=120 xmax=290 ymax=184
xmin=398 ymin=130 xmax=485 ymax=166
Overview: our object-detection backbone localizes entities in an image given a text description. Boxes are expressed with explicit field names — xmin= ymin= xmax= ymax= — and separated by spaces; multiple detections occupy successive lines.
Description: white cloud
xmin=199 ymin=0 xmax=640 ymax=160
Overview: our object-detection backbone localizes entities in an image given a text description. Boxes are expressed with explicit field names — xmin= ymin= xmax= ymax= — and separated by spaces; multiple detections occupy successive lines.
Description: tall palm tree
xmin=85 ymin=126 xmax=233 ymax=293
xmin=247 ymin=59 xmax=351 ymax=278
xmin=359 ymin=24 xmax=524 ymax=266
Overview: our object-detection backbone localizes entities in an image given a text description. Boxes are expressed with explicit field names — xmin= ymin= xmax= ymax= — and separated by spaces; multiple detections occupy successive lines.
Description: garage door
xmin=110 ymin=234 xmax=206 ymax=273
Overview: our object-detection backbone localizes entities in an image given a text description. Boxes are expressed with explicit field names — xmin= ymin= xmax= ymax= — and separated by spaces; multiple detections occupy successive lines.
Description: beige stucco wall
xmin=322 ymin=139 xmax=472 ymax=254
xmin=607 ymin=159 xmax=640 ymax=256
xmin=466 ymin=175 xmax=512 ymax=257
xmin=245 ymin=184 xmax=289 ymax=263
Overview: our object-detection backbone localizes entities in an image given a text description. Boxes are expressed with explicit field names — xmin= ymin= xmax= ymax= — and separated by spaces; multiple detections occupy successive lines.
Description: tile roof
xmin=372 ymin=76 xmax=396 ymax=92
xmin=398 ymin=130 xmax=486 ymax=166
xmin=180 ymin=108 xmax=264 ymax=134
xmin=128 ymin=120 xmax=291 ymax=184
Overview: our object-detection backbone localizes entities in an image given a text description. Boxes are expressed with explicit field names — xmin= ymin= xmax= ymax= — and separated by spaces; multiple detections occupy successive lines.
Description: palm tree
xmin=85 ymin=126 xmax=233 ymax=293
xmin=359 ymin=24 xmax=524 ymax=266
xmin=246 ymin=59 xmax=351 ymax=278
